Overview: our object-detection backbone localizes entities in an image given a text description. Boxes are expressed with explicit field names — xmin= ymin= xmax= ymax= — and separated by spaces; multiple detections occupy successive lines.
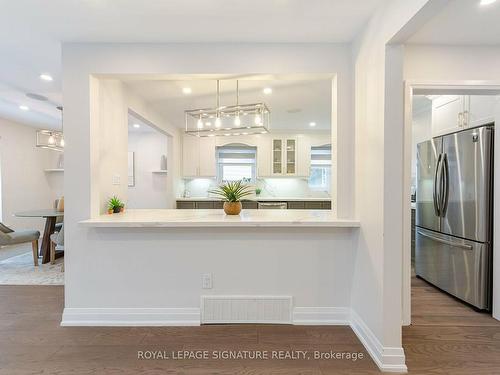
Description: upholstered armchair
xmin=0 ymin=223 xmax=40 ymax=266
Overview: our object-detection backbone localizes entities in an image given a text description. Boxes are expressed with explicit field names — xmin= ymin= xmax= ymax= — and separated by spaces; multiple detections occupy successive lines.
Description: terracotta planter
xmin=107 ymin=209 xmax=113 ymax=215
xmin=223 ymin=201 xmax=242 ymax=215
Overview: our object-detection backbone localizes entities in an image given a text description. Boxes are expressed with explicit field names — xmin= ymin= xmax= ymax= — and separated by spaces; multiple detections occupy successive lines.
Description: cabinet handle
xmin=463 ymin=110 xmax=469 ymax=127
xmin=458 ymin=112 xmax=463 ymax=127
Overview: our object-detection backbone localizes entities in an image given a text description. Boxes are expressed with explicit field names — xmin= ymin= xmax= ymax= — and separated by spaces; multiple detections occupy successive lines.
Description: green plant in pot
xmin=108 ymin=196 xmax=125 ymax=214
xmin=255 ymin=187 xmax=262 ymax=196
xmin=209 ymin=180 xmax=253 ymax=215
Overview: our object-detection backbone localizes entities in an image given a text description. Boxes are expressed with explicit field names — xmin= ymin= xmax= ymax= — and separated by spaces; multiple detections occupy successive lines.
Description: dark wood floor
xmin=0 ymin=280 xmax=499 ymax=374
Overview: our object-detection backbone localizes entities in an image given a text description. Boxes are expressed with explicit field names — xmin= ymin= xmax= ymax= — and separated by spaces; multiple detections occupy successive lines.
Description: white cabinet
xmin=270 ymin=137 xmax=298 ymax=176
xmin=256 ymin=137 xmax=271 ymax=177
xmin=468 ymin=95 xmax=498 ymax=127
xmin=431 ymin=95 xmax=465 ymax=137
xmin=182 ymin=136 xmax=216 ymax=178
xmin=432 ymin=95 xmax=498 ymax=137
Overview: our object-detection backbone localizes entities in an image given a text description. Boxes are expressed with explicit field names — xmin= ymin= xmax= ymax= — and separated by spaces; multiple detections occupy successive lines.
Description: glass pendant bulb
xmin=215 ymin=116 xmax=221 ymax=128
xmin=60 ymin=138 xmax=65 ymax=147
xmin=48 ymin=134 xmax=55 ymax=145
xmin=254 ymin=113 xmax=262 ymax=125
xmin=234 ymin=115 xmax=241 ymax=126
xmin=197 ymin=118 xmax=204 ymax=129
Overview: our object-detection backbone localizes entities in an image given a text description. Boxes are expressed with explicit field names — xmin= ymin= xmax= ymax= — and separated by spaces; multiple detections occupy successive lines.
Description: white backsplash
xmin=182 ymin=178 xmax=330 ymax=199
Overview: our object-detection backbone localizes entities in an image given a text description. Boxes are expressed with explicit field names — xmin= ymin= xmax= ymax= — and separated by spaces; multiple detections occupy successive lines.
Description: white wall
xmin=0 ymin=117 xmax=63 ymax=233
xmin=128 ymin=130 xmax=169 ymax=208
xmin=350 ymin=0 xmax=431 ymax=371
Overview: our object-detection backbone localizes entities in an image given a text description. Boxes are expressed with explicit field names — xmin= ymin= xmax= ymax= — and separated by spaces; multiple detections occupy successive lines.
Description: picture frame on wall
xmin=128 ymin=151 xmax=135 ymax=187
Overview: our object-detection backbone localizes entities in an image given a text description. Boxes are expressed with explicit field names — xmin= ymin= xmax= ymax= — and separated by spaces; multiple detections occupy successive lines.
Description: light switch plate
xmin=112 ymin=174 xmax=121 ymax=185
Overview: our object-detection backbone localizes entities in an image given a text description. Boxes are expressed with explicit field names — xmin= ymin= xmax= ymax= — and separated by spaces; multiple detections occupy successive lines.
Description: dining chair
xmin=50 ymin=224 xmax=64 ymax=266
xmin=0 ymin=223 xmax=40 ymax=266
xmin=54 ymin=199 xmax=63 ymax=231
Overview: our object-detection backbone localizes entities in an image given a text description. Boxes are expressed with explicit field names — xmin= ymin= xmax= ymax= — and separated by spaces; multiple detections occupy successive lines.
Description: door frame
xmin=403 ymin=80 xmax=500 ymax=325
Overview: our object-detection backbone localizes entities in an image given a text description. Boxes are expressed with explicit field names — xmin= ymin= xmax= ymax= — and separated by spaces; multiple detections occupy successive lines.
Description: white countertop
xmin=80 ymin=209 xmax=359 ymax=228
xmin=176 ymin=197 xmax=331 ymax=202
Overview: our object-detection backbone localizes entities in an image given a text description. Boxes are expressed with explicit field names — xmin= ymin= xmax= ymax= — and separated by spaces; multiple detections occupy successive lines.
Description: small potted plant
xmin=209 ymin=180 xmax=253 ymax=215
xmin=255 ymin=187 xmax=262 ymax=196
xmin=108 ymin=196 xmax=125 ymax=214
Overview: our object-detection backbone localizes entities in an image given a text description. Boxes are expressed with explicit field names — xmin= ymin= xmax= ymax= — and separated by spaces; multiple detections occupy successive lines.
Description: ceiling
xmin=0 ymin=0 xmax=384 ymax=129
xmin=407 ymin=0 xmax=500 ymax=45
xmin=125 ymin=77 xmax=332 ymax=131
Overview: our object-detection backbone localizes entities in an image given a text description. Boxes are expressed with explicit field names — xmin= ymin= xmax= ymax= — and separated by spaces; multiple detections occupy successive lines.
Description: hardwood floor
xmin=0 ymin=281 xmax=499 ymax=374
xmin=403 ymin=276 xmax=500 ymax=374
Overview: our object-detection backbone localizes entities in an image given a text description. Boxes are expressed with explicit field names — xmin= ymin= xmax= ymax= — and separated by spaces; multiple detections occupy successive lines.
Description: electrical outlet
xmin=112 ymin=174 xmax=121 ymax=185
xmin=202 ymin=273 xmax=213 ymax=289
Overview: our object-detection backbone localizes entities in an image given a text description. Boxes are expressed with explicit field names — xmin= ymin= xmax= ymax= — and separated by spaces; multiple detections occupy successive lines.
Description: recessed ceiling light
xmin=480 ymin=0 xmax=496 ymax=5
xmin=309 ymin=122 xmax=316 ymax=127
xmin=133 ymin=123 xmax=141 ymax=128
xmin=263 ymin=87 xmax=272 ymax=95
xmin=39 ymin=74 xmax=53 ymax=82
xmin=19 ymin=105 xmax=29 ymax=111
xmin=182 ymin=87 xmax=192 ymax=94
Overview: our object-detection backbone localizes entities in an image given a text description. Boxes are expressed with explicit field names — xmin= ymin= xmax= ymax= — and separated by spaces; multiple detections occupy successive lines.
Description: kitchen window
xmin=308 ymin=144 xmax=331 ymax=192
xmin=216 ymin=144 xmax=257 ymax=183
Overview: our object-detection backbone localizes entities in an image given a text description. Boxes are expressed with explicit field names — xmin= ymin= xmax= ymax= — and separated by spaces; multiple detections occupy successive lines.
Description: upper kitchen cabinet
xmin=270 ymin=137 xmax=298 ymax=176
xmin=431 ymin=95 xmax=498 ymax=137
xmin=431 ymin=95 xmax=465 ymax=137
xmin=468 ymin=95 xmax=498 ymax=127
xmin=182 ymin=136 xmax=216 ymax=178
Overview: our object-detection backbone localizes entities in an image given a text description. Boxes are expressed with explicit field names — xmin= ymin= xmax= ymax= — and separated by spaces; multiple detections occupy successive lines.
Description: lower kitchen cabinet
xmin=176 ymin=200 xmax=332 ymax=210
xmin=242 ymin=201 xmax=259 ymax=209
xmin=195 ymin=201 xmax=215 ymax=209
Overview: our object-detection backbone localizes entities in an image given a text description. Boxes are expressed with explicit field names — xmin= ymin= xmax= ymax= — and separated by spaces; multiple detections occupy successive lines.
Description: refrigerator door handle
xmin=440 ymin=153 xmax=450 ymax=217
xmin=417 ymin=230 xmax=473 ymax=250
xmin=433 ymin=153 xmax=442 ymax=217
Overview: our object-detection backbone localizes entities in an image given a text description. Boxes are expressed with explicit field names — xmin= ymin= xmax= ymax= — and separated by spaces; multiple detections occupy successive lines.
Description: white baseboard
xmin=293 ymin=307 xmax=350 ymax=325
xmin=61 ymin=306 xmax=407 ymax=372
xmin=61 ymin=307 xmax=201 ymax=326
xmin=350 ymin=310 xmax=407 ymax=373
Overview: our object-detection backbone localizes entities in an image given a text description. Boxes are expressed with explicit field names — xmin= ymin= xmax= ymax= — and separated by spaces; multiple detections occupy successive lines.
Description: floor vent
xmin=201 ymin=296 xmax=293 ymax=324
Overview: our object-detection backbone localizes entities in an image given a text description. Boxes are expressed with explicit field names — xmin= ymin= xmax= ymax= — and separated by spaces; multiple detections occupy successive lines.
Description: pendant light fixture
xmin=185 ymin=79 xmax=270 ymax=137
xmin=234 ymin=80 xmax=241 ymax=127
xmin=35 ymin=105 xmax=64 ymax=151
xmin=214 ymin=80 xmax=222 ymax=128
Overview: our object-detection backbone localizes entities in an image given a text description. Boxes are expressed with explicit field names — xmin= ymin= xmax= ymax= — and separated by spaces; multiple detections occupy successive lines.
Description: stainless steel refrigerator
xmin=415 ymin=124 xmax=494 ymax=310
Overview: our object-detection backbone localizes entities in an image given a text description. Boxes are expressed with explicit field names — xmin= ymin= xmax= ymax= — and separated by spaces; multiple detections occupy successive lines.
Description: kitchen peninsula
xmin=81 ymin=209 xmax=358 ymax=227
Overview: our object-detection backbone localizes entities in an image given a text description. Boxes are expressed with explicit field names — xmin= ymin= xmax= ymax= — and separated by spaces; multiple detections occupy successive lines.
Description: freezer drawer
xmin=415 ymin=228 xmax=491 ymax=310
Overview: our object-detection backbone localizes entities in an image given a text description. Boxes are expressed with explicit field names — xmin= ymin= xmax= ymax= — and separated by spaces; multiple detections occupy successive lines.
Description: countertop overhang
xmin=80 ymin=209 xmax=360 ymax=228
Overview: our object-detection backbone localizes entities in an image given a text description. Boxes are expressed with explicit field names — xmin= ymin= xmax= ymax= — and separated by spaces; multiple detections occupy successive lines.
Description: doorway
xmin=403 ymin=82 xmax=500 ymax=324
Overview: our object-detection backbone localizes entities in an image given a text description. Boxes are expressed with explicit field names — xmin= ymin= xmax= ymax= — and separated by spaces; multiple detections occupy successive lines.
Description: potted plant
xmin=255 ymin=187 xmax=262 ymax=196
xmin=108 ymin=196 xmax=125 ymax=214
xmin=209 ymin=180 xmax=253 ymax=215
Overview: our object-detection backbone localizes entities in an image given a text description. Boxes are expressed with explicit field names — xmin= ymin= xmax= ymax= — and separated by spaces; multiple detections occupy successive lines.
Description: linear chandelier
xmin=36 ymin=130 xmax=64 ymax=152
xmin=35 ymin=106 xmax=65 ymax=152
xmin=185 ymin=80 xmax=270 ymax=137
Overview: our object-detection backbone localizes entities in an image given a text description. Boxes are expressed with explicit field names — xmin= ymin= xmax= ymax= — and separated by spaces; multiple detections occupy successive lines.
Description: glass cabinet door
xmin=286 ymin=139 xmax=296 ymax=174
xmin=272 ymin=139 xmax=283 ymax=174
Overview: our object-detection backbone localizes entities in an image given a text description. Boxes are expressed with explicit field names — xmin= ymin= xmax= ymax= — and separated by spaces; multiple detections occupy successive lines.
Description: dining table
xmin=15 ymin=209 xmax=64 ymax=264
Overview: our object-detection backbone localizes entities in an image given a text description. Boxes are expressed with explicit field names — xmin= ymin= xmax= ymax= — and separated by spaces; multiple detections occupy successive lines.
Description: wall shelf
xmin=44 ymin=169 xmax=64 ymax=173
